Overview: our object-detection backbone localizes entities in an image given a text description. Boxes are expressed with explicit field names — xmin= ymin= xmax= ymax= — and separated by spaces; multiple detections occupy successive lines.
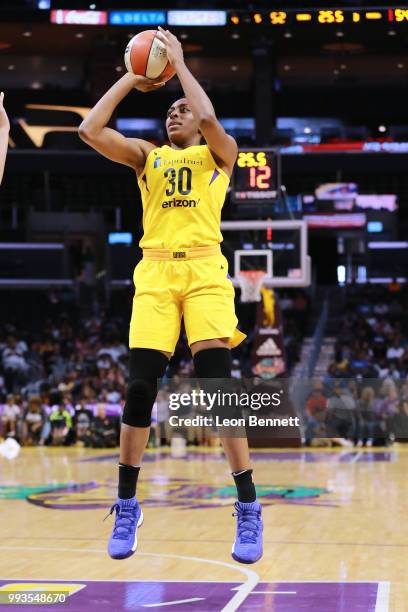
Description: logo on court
xmin=26 ymin=478 xmax=330 ymax=510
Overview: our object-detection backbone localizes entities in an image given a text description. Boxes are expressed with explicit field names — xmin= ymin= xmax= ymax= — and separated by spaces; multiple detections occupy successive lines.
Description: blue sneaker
xmin=106 ymin=497 xmax=143 ymax=560
xmin=231 ymin=500 xmax=263 ymax=564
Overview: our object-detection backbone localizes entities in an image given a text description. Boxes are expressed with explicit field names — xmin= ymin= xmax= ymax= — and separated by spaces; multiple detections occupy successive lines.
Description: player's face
xmin=166 ymin=99 xmax=200 ymax=145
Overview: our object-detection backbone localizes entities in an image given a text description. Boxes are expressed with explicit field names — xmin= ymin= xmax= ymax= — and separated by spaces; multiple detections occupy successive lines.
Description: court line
xmin=375 ymin=581 xmax=390 ymax=612
xmin=349 ymin=451 xmax=363 ymax=464
xmin=0 ymin=547 xmax=259 ymax=612
xmin=251 ymin=591 xmax=297 ymax=595
xmin=143 ymin=597 xmax=205 ymax=608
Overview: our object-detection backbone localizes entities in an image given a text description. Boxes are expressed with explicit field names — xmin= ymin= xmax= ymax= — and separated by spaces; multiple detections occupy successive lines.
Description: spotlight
xmin=378 ymin=125 xmax=387 ymax=133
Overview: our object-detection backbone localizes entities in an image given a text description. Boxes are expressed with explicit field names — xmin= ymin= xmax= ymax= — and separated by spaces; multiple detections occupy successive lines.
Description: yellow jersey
xmin=137 ymin=144 xmax=230 ymax=249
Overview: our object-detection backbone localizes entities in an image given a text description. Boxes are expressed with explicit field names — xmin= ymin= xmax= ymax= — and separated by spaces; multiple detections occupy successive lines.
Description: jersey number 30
xmin=164 ymin=167 xmax=192 ymax=196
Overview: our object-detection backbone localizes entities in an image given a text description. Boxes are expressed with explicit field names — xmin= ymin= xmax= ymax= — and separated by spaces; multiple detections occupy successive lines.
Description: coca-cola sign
xmin=50 ymin=10 xmax=108 ymax=25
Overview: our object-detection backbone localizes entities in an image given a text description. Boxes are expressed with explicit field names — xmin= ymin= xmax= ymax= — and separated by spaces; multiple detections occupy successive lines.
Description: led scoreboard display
xmin=231 ymin=149 xmax=280 ymax=203
xmin=228 ymin=7 xmax=408 ymax=26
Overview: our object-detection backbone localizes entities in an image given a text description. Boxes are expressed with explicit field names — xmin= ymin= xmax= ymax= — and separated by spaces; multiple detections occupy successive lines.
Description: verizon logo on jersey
xmin=162 ymin=198 xmax=200 ymax=209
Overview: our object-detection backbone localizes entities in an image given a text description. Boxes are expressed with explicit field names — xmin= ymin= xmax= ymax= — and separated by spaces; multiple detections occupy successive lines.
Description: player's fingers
xmin=156 ymin=29 xmax=167 ymax=42
xmin=147 ymin=83 xmax=165 ymax=91
xmin=0 ymin=92 xmax=4 ymax=104
xmin=155 ymin=34 xmax=167 ymax=46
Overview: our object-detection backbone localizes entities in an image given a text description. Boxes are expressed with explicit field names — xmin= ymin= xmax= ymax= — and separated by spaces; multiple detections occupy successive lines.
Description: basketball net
xmin=238 ymin=271 xmax=268 ymax=303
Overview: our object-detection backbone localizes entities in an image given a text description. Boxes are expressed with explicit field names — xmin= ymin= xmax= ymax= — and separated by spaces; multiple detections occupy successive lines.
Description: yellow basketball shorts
xmin=129 ymin=251 xmax=246 ymax=354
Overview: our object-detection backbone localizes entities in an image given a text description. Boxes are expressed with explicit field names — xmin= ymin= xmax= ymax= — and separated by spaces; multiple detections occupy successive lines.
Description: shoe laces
xmin=232 ymin=502 xmax=260 ymax=544
xmin=104 ymin=503 xmax=137 ymax=540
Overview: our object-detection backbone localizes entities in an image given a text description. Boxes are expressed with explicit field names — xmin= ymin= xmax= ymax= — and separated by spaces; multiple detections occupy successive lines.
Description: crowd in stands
xmin=7 ymin=282 xmax=405 ymax=451
xmin=305 ymin=283 xmax=408 ymax=446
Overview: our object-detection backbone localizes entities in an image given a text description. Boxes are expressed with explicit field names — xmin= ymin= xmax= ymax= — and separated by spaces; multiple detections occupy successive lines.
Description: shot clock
xmin=231 ymin=149 xmax=280 ymax=203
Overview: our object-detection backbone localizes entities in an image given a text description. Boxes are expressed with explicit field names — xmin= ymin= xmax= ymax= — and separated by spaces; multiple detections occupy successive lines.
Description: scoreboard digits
xmin=229 ymin=7 xmax=408 ymax=26
xmin=232 ymin=149 xmax=280 ymax=203
xmin=391 ymin=8 xmax=408 ymax=22
xmin=237 ymin=151 xmax=267 ymax=168
xmin=318 ymin=10 xmax=344 ymax=24
xmin=249 ymin=166 xmax=272 ymax=189
xmin=269 ymin=11 xmax=287 ymax=25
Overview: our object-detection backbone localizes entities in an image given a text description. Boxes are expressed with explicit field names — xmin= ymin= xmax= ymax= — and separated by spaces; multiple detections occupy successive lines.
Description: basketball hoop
xmin=238 ymin=271 xmax=267 ymax=303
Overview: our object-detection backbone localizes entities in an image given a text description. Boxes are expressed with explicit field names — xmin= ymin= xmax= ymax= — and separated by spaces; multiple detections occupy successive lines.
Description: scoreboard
xmin=229 ymin=8 xmax=408 ymax=27
xmin=231 ymin=149 xmax=280 ymax=203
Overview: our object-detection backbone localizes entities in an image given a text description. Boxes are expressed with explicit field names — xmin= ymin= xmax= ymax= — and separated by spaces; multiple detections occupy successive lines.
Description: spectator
xmin=90 ymin=405 xmax=119 ymax=448
xmin=326 ymin=383 xmax=357 ymax=445
xmin=21 ymin=397 xmax=50 ymax=446
xmin=305 ymin=385 xmax=328 ymax=445
xmin=393 ymin=400 xmax=408 ymax=440
xmin=1 ymin=394 xmax=20 ymax=439
xmin=2 ymin=336 xmax=29 ymax=392
xmin=74 ymin=402 xmax=94 ymax=446
xmin=374 ymin=380 xmax=398 ymax=445
xmin=356 ymin=386 xmax=376 ymax=447
xmin=386 ymin=339 xmax=404 ymax=361
xmin=153 ymin=388 xmax=170 ymax=446
xmin=50 ymin=403 xmax=73 ymax=446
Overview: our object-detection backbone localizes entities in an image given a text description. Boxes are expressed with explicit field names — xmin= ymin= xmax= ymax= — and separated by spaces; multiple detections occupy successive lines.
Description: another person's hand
xmin=0 ymin=92 xmax=10 ymax=131
xmin=156 ymin=27 xmax=184 ymax=68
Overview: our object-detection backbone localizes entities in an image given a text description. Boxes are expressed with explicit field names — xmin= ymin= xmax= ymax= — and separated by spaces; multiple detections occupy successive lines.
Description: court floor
xmin=0 ymin=445 xmax=407 ymax=611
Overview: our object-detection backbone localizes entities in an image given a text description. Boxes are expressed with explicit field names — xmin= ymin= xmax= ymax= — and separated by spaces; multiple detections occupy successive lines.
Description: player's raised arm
xmin=0 ymin=92 xmax=10 ymax=185
xmin=156 ymin=27 xmax=237 ymax=175
xmin=78 ymin=72 xmax=165 ymax=172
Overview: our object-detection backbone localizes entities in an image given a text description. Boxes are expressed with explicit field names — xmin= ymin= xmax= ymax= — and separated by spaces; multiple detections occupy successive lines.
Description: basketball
xmin=124 ymin=30 xmax=176 ymax=82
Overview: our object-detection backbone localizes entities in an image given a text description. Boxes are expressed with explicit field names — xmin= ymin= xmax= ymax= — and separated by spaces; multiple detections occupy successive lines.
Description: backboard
xmin=220 ymin=219 xmax=311 ymax=288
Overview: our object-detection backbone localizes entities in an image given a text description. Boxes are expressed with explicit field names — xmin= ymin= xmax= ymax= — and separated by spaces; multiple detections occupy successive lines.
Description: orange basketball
xmin=124 ymin=30 xmax=176 ymax=82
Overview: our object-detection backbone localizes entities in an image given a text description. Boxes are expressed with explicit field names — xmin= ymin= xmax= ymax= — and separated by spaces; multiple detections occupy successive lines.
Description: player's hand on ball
xmin=0 ymin=92 xmax=10 ymax=130
xmin=156 ymin=27 xmax=184 ymax=67
xmin=125 ymin=72 xmax=165 ymax=93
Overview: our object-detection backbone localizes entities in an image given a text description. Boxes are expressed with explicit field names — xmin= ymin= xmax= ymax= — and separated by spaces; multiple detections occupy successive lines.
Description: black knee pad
xmin=193 ymin=347 xmax=231 ymax=378
xmin=193 ymin=348 xmax=237 ymax=420
xmin=122 ymin=349 xmax=169 ymax=428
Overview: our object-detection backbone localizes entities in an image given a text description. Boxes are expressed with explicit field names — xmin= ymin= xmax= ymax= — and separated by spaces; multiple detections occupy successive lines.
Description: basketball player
xmin=0 ymin=92 xmax=10 ymax=185
xmin=79 ymin=27 xmax=263 ymax=564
